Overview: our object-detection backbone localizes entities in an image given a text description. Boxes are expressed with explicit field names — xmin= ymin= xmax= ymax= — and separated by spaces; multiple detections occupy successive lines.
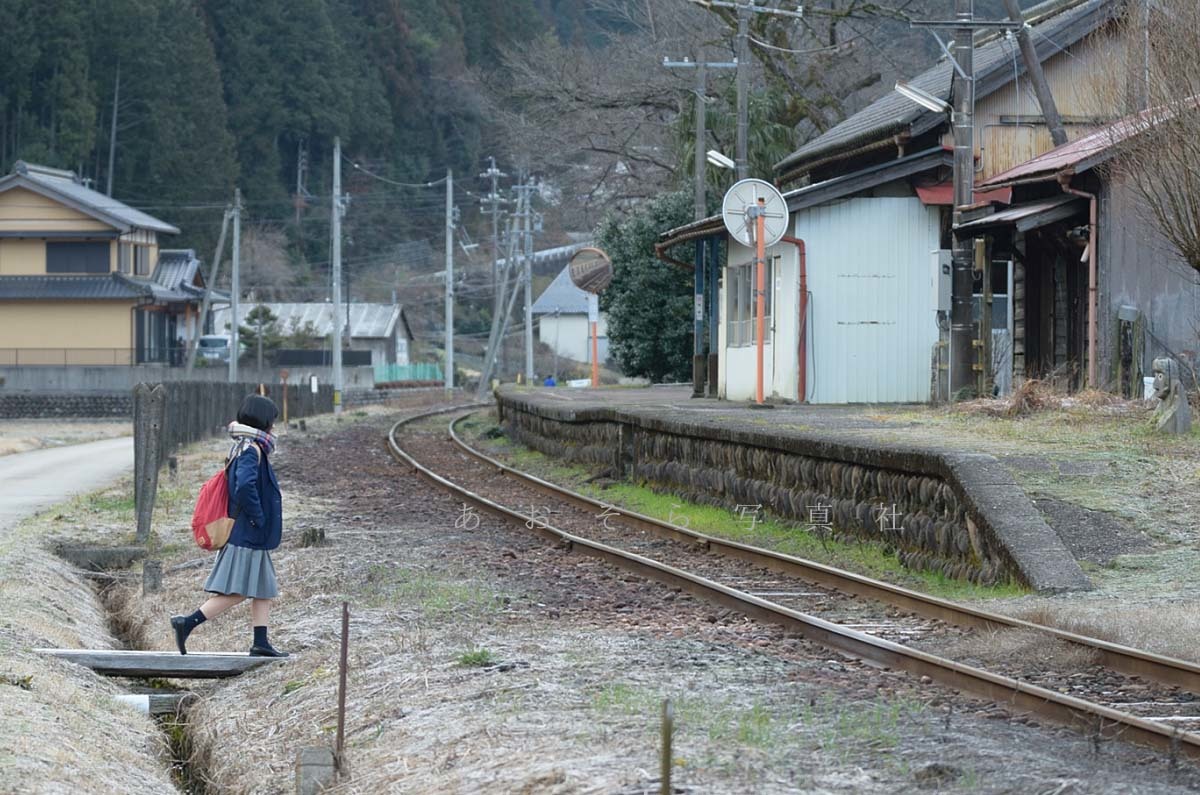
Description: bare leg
xmin=250 ymin=598 xmax=271 ymax=627
xmin=200 ymin=594 xmax=245 ymax=620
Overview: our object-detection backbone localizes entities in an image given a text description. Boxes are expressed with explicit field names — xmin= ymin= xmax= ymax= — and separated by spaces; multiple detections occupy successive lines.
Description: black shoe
xmin=249 ymin=643 xmax=289 ymax=658
xmin=170 ymin=615 xmax=192 ymax=655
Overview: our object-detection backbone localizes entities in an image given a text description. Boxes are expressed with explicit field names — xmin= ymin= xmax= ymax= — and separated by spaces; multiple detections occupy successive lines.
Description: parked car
xmin=197 ymin=334 xmax=232 ymax=363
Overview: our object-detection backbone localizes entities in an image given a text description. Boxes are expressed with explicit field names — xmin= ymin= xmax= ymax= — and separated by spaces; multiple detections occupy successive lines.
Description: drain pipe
xmin=1058 ymin=175 xmax=1098 ymax=388
xmin=782 ymin=236 xmax=808 ymax=402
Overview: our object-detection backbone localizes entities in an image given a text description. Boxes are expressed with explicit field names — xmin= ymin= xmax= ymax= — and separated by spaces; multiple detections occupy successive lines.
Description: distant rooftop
xmin=532 ymin=264 xmax=591 ymax=315
xmin=211 ymin=302 xmax=412 ymax=340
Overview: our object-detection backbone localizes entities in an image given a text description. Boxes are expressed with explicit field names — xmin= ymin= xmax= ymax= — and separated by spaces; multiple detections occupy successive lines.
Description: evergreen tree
xmin=596 ymin=191 xmax=695 ymax=383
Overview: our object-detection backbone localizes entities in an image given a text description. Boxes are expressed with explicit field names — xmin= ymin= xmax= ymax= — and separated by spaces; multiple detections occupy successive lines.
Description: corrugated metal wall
xmin=798 ymin=197 xmax=941 ymax=403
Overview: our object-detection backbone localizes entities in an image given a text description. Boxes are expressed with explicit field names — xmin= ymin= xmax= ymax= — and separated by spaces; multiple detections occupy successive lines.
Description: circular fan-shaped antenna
xmin=721 ymin=179 xmax=788 ymax=249
xmin=568 ymin=247 xmax=613 ymax=294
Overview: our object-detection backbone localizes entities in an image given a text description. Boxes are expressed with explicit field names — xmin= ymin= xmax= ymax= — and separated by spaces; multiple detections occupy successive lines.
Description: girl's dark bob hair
xmin=237 ymin=394 xmax=279 ymax=432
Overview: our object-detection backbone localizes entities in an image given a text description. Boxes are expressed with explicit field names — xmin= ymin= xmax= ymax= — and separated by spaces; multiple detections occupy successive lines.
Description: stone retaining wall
xmin=0 ymin=392 xmax=131 ymax=418
xmin=496 ymin=390 xmax=1091 ymax=593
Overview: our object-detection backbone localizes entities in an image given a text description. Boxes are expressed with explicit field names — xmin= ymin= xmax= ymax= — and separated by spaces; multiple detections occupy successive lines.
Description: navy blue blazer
xmin=226 ymin=442 xmax=282 ymax=550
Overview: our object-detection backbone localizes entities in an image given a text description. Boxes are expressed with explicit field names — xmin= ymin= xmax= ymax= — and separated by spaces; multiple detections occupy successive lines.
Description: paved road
xmin=0 ymin=437 xmax=134 ymax=533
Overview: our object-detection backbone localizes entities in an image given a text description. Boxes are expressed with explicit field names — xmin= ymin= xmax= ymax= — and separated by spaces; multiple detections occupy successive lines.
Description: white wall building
xmin=532 ymin=266 xmax=610 ymax=366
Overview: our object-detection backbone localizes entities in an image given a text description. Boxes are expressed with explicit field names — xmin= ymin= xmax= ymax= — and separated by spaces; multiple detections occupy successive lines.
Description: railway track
xmin=387 ymin=405 xmax=1200 ymax=761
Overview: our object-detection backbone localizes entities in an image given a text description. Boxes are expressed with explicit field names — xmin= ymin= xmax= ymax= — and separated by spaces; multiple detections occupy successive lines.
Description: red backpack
xmin=191 ymin=442 xmax=258 ymax=550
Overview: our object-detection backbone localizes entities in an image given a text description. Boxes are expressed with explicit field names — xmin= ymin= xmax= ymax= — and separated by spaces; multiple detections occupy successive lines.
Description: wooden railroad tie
xmin=36 ymin=648 xmax=285 ymax=679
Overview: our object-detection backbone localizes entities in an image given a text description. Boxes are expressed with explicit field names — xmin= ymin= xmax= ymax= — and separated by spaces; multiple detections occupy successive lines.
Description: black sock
xmin=186 ymin=609 xmax=206 ymax=630
xmin=253 ymin=625 xmax=269 ymax=647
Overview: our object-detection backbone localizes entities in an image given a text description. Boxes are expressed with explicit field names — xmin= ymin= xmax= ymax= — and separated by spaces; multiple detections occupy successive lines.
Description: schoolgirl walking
xmin=172 ymin=394 xmax=288 ymax=657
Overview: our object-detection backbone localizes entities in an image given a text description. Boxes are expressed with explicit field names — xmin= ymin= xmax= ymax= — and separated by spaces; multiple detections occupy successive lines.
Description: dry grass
xmin=1017 ymin=604 xmax=1200 ymax=663
xmin=952 ymin=379 xmax=1146 ymax=419
xmin=933 ymin=627 xmax=1100 ymax=671
xmin=0 ymin=511 xmax=177 ymax=794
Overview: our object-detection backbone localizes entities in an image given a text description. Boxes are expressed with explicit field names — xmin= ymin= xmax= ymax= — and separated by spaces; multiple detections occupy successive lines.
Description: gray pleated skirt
xmin=204 ymin=544 xmax=279 ymax=599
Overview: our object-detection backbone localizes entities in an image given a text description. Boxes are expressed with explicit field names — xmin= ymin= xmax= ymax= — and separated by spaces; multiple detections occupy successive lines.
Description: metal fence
xmin=374 ymin=362 xmax=444 ymax=383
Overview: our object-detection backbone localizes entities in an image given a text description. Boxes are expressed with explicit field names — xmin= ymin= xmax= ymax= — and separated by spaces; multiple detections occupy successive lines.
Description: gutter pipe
xmin=1058 ymin=174 xmax=1097 ymax=388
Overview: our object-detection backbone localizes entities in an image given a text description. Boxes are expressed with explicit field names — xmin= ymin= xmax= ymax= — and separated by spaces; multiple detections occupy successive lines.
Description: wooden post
xmin=134 ymin=384 xmax=166 ymax=544
xmin=142 ymin=560 xmax=162 ymax=594
xmin=976 ymin=239 xmax=992 ymax=398
xmin=660 ymin=699 xmax=674 ymax=795
xmin=335 ymin=602 xmax=350 ymax=772
xmin=281 ymin=369 xmax=290 ymax=426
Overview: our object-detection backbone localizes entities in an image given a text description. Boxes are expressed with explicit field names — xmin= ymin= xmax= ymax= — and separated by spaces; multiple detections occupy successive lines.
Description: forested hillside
xmin=0 ymin=0 xmax=1045 ymax=305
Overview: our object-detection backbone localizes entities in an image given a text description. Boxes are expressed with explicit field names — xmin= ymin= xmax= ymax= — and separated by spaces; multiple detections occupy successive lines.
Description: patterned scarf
xmin=228 ymin=421 xmax=276 ymax=456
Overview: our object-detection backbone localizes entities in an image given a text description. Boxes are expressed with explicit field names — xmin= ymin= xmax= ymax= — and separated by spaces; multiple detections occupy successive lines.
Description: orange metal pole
xmin=755 ymin=198 xmax=766 ymax=405
xmin=591 ymin=321 xmax=600 ymax=387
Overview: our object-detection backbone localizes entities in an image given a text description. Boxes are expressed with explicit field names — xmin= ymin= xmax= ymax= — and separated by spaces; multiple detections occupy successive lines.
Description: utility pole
xmin=522 ymin=179 xmax=536 ymax=383
xmin=662 ymin=57 xmax=737 ymax=218
xmin=106 ymin=62 xmax=120 ymax=197
xmin=735 ymin=2 xmax=750 ymax=180
xmin=185 ymin=207 xmax=232 ymax=375
xmin=912 ymin=8 xmax=1019 ymax=399
xmin=999 ymin=0 xmax=1067 ymax=146
xmin=476 ymin=195 xmax=524 ymax=397
xmin=229 ymin=187 xmax=241 ymax=383
xmin=693 ymin=1 xmax=803 ymax=180
xmin=331 ymin=136 xmax=344 ymax=415
xmin=479 ymin=157 xmax=506 ymax=320
xmin=951 ymin=0 xmax=975 ymax=400
xmin=445 ymin=168 xmax=455 ymax=397
xmin=663 ymin=54 xmax=736 ymax=398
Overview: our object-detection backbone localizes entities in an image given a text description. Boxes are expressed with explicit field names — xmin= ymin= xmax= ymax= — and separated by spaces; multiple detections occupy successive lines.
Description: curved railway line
xmin=387 ymin=405 xmax=1200 ymax=762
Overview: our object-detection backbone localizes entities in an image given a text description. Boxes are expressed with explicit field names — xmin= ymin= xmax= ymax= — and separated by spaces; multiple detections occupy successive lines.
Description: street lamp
xmin=706 ymin=150 xmax=736 ymax=170
xmin=894 ymin=81 xmax=951 ymax=113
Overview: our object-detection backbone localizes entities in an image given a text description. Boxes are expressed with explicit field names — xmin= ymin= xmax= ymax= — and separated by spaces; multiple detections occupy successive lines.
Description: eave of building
xmin=657 ymin=147 xmax=953 ymax=269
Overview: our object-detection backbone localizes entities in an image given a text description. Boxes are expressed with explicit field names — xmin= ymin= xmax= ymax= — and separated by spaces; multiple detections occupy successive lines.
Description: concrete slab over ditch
xmin=494 ymin=385 xmax=1092 ymax=593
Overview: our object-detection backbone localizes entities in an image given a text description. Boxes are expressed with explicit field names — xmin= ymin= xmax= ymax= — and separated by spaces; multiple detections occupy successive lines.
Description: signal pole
xmin=445 ymin=168 xmax=455 ymax=396
xmin=331 ymin=136 xmax=344 ymax=414
xmin=229 ymin=187 xmax=241 ymax=383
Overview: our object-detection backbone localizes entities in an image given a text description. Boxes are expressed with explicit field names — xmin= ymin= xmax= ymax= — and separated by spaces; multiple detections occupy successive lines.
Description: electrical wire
xmin=748 ymin=33 xmax=864 ymax=55
xmin=341 ymin=153 xmax=447 ymax=188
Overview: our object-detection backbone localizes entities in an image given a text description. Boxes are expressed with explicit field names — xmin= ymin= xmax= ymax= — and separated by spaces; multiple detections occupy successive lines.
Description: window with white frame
xmin=726 ymin=257 xmax=775 ymax=347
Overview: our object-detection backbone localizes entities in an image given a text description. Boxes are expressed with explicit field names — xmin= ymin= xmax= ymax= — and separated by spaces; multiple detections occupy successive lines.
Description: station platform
xmin=493 ymin=384 xmax=1092 ymax=593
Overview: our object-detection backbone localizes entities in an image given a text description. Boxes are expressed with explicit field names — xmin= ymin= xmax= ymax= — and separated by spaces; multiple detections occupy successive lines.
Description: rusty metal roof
xmin=956 ymin=194 xmax=1084 ymax=233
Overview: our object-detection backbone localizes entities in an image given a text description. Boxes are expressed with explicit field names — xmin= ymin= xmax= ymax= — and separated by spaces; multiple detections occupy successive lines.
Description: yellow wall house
xmin=0 ymin=161 xmax=212 ymax=366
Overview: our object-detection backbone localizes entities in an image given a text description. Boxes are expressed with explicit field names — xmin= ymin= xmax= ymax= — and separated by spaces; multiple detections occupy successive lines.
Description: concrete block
xmin=295 ymin=746 xmax=336 ymax=795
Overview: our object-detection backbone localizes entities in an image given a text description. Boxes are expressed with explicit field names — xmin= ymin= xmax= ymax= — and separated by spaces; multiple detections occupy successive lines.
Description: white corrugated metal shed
xmin=212 ymin=303 xmax=411 ymax=340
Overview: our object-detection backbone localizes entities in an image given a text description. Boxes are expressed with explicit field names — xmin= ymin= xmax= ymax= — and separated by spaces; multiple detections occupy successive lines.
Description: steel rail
xmin=447 ymin=412 xmax=1200 ymax=697
xmin=387 ymin=410 xmax=1200 ymax=761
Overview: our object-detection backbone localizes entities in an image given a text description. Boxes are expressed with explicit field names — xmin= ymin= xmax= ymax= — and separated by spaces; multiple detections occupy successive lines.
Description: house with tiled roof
xmin=0 ymin=161 xmax=213 ymax=365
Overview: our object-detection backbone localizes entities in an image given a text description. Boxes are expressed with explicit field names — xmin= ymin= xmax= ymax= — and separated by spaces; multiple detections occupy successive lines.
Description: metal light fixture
xmin=706 ymin=149 xmax=736 ymax=170
xmin=894 ymin=81 xmax=951 ymax=113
